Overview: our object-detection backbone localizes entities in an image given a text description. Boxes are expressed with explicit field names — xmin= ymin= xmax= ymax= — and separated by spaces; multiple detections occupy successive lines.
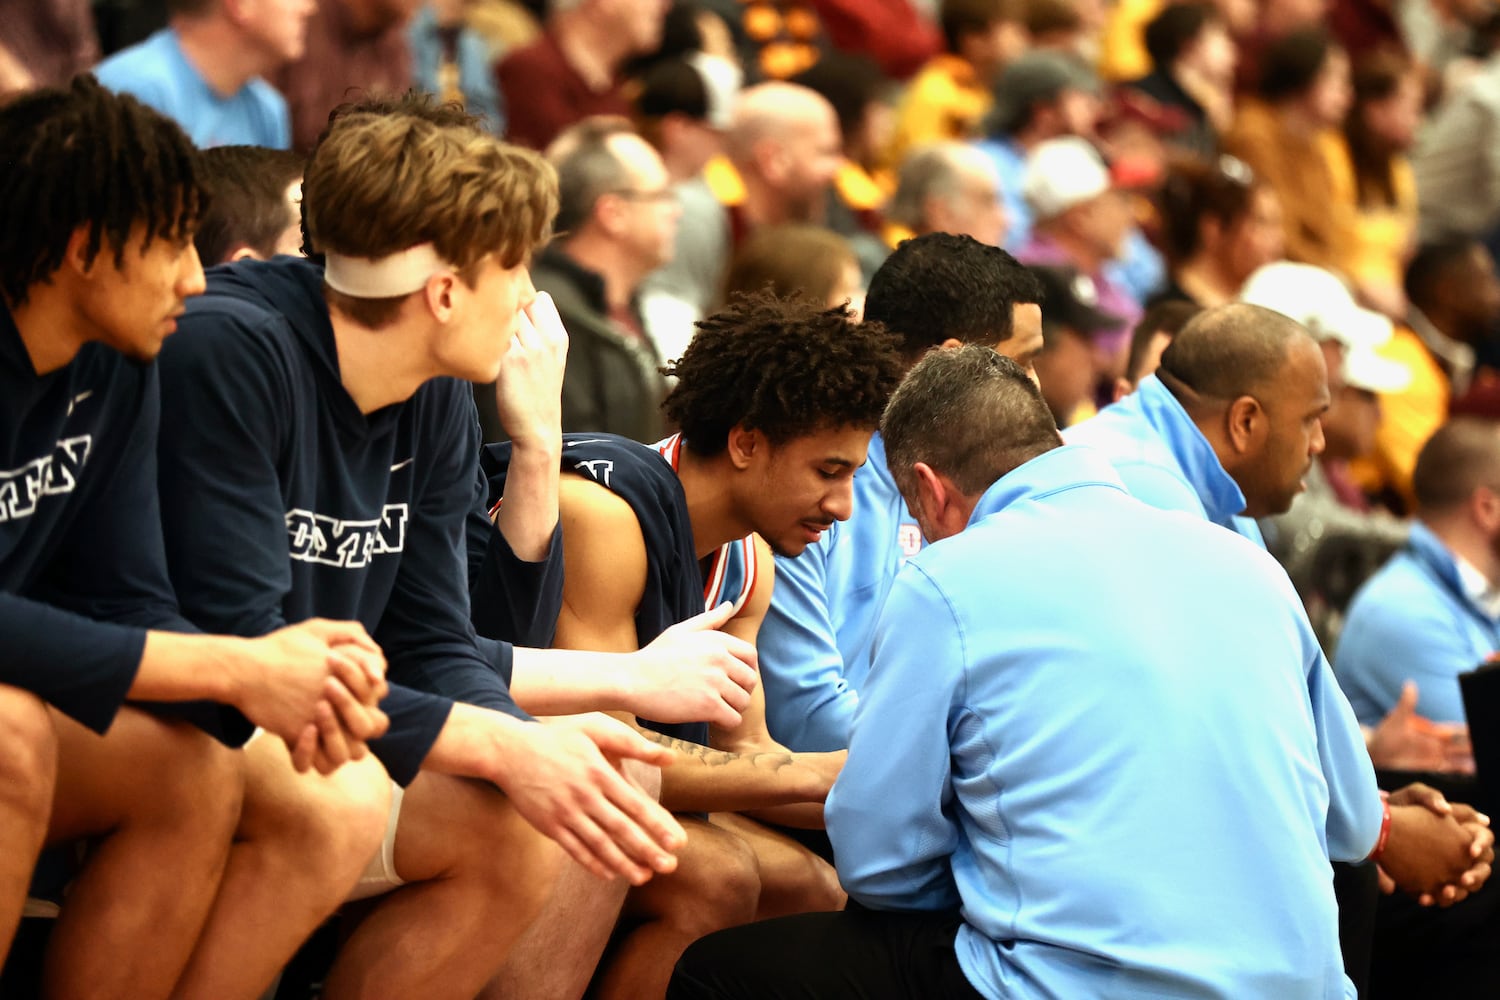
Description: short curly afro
xmin=662 ymin=291 xmax=904 ymax=457
xmin=1 ymin=75 xmax=205 ymax=307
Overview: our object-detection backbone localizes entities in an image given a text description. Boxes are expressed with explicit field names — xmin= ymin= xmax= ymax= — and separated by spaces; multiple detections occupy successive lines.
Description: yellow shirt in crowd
xmin=1224 ymin=99 xmax=1356 ymax=275
xmin=1324 ymin=140 xmax=1420 ymax=293
xmin=1350 ymin=325 xmax=1450 ymax=510
xmin=1097 ymin=0 xmax=1162 ymax=82
xmin=885 ymin=54 xmax=992 ymax=169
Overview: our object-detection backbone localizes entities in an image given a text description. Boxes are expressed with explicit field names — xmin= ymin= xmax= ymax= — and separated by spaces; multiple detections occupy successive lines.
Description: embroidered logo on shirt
xmin=389 ymin=457 xmax=414 ymax=472
xmin=898 ymin=523 xmax=923 ymax=561
xmin=285 ymin=504 xmax=409 ymax=568
xmin=67 ymin=391 xmax=93 ymax=417
xmin=0 ymin=436 xmax=92 ymax=522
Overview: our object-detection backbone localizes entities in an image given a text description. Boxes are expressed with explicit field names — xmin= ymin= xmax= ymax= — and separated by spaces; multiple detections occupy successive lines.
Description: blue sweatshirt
xmin=155 ymin=257 xmax=534 ymax=786
xmin=0 ymin=305 xmax=202 ymax=733
xmin=1065 ymin=374 xmax=1265 ymax=545
xmin=1336 ymin=522 xmax=1500 ymax=725
xmin=829 ymin=445 xmax=1379 ymax=1000
xmin=756 ymin=432 xmax=922 ymax=751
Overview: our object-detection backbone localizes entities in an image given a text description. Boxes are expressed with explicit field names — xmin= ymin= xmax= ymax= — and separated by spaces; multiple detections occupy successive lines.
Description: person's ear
xmin=63 ymin=225 xmax=97 ymax=278
xmin=1225 ymin=394 xmax=1264 ymax=455
xmin=912 ymin=461 xmax=972 ymax=541
xmin=594 ymin=192 xmax=627 ymax=238
xmin=658 ymin=116 xmax=682 ymax=151
xmin=725 ymin=423 xmax=763 ymax=470
xmin=228 ymin=244 xmax=261 ymax=263
xmin=1471 ymin=485 xmax=1500 ymax=534
xmin=424 ymin=272 xmax=459 ymax=322
xmin=903 ymin=462 xmax=937 ymax=540
xmin=757 ymin=139 xmax=789 ymax=184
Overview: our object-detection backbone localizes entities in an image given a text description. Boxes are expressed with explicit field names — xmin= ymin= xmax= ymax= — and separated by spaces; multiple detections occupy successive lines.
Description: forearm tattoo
xmin=643 ymin=731 xmax=796 ymax=771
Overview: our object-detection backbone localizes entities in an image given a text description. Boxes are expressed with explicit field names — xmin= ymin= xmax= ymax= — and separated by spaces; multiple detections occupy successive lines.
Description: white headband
xmin=323 ymin=243 xmax=451 ymax=298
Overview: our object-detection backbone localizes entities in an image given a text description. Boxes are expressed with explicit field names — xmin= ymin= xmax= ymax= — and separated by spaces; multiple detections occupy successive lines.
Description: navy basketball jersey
xmin=652 ymin=434 xmax=762 ymax=617
xmin=482 ymin=432 xmax=707 ymax=744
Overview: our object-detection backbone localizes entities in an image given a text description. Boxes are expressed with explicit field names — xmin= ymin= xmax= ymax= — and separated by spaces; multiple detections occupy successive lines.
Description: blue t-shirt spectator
xmin=96 ymin=29 xmax=291 ymax=149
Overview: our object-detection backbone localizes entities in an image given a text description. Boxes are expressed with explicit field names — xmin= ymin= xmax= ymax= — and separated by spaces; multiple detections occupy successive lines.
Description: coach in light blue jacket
xmin=1064 ymin=368 xmax=1272 ymax=544
xmin=670 ymin=347 xmax=1385 ymax=1000
xmin=1337 ymin=419 xmax=1500 ymax=726
xmin=1054 ymin=304 xmax=1495 ymax=989
xmin=757 ymin=232 xmax=1044 ymax=753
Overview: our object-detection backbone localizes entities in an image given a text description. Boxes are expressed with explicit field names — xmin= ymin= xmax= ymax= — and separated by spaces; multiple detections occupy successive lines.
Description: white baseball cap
xmin=687 ymin=52 xmax=741 ymax=130
xmin=1341 ymin=345 xmax=1410 ymax=394
xmin=1022 ymin=137 xmax=1111 ymax=220
xmin=1238 ymin=262 xmax=1392 ymax=352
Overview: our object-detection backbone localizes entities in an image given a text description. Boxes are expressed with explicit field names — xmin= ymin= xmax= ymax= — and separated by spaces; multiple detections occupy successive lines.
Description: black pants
xmin=1332 ymin=860 xmax=1378 ymax=997
xmin=1362 ymin=770 xmax=1500 ymax=995
xmin=667 ymin=906 xmax=986 ymax=1000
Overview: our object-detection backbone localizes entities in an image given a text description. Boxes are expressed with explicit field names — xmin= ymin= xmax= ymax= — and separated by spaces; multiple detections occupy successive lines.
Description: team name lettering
xmin=285 ymin=504 xmax=409 ymax=568
xmin=0 ymin=436 xmax=93 ymax=522
xmin=573 ymin=458 xmax=615 ymax=487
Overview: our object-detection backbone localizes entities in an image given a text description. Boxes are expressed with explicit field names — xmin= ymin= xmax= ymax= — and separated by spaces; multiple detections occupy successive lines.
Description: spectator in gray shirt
xmin=1414 ymin=13 xmax=1500 ymax=246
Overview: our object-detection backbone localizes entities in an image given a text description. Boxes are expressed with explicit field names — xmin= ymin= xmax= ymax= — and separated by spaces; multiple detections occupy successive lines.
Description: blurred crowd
xmin=13 ymin=0 xmax=1500 ymax=509
xmin=9 ymin=0 xmax=1500 ymax=445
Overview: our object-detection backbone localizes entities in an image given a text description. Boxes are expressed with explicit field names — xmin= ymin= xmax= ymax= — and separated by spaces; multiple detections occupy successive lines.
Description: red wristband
xmin=1370 ymin=796 xmax=1392 ymax=864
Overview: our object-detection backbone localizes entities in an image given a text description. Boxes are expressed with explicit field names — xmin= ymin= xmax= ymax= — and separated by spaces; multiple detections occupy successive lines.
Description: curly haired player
xmin=482 ymin=292 xmax=904 ymax=999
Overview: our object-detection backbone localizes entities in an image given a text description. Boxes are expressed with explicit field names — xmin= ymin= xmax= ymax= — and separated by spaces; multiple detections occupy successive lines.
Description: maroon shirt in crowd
xmin=272 ymin=0 xmax=413 ymax=152
xmin=494 ymin=31 xmax=630 ymax=151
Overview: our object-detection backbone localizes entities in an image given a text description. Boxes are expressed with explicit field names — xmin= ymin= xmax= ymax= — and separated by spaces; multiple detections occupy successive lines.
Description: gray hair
xmin=548 ymin=117 xmax=636 ymax=235
xmin=886 ymin=142 xmax=977 ymax=230
xmin=882 ymin=344 xmax=1062 ymax=500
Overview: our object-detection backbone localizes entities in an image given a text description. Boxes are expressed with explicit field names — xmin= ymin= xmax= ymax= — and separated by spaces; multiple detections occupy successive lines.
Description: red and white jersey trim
xmin=653 ymin=433 xmax=759 ymax=615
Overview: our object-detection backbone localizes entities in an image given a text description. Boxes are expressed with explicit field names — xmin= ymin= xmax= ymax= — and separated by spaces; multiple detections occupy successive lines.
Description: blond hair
xmin=303 ymin=107 xmax=558 ymax=326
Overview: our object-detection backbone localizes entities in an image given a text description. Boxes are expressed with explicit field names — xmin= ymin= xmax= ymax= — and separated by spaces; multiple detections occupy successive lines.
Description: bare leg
xmin=482 ymin=863 xmax=628 ymax=1000
xmin=171 ymin=735 xmax=392 ymax=1000
xmin=323 ymin=773 xmax=563 ymax=1000
xmin=44 ymin=707 xmax=243 ymax=1000
xmin=591 ymin=818 xmax=761 ymax=1000
xmin=0 ymin=686 xmax=57 ymax=956
xmin=481 ymin=760 xmax=662 ymax=1000
xmin=711 ymin=813 xmax=845 ymax=919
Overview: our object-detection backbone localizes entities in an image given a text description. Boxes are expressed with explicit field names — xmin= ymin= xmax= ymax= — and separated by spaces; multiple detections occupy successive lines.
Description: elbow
xmin=839 ymin=863 xmax=958 ymax=912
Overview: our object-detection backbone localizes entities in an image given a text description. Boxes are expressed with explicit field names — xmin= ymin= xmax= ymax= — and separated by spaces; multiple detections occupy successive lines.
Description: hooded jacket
xmin=0 ymin=304 xmax=198 ymax=733
xmin=156 ymin=256 xmax=537 ymax=785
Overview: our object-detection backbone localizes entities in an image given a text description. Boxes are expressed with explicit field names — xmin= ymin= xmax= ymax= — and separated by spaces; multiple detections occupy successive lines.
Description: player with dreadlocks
xmin=481 ymin=292 xmax=905 ymax=999
xmin=0 ymin=76 xmax=389 ymax=996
